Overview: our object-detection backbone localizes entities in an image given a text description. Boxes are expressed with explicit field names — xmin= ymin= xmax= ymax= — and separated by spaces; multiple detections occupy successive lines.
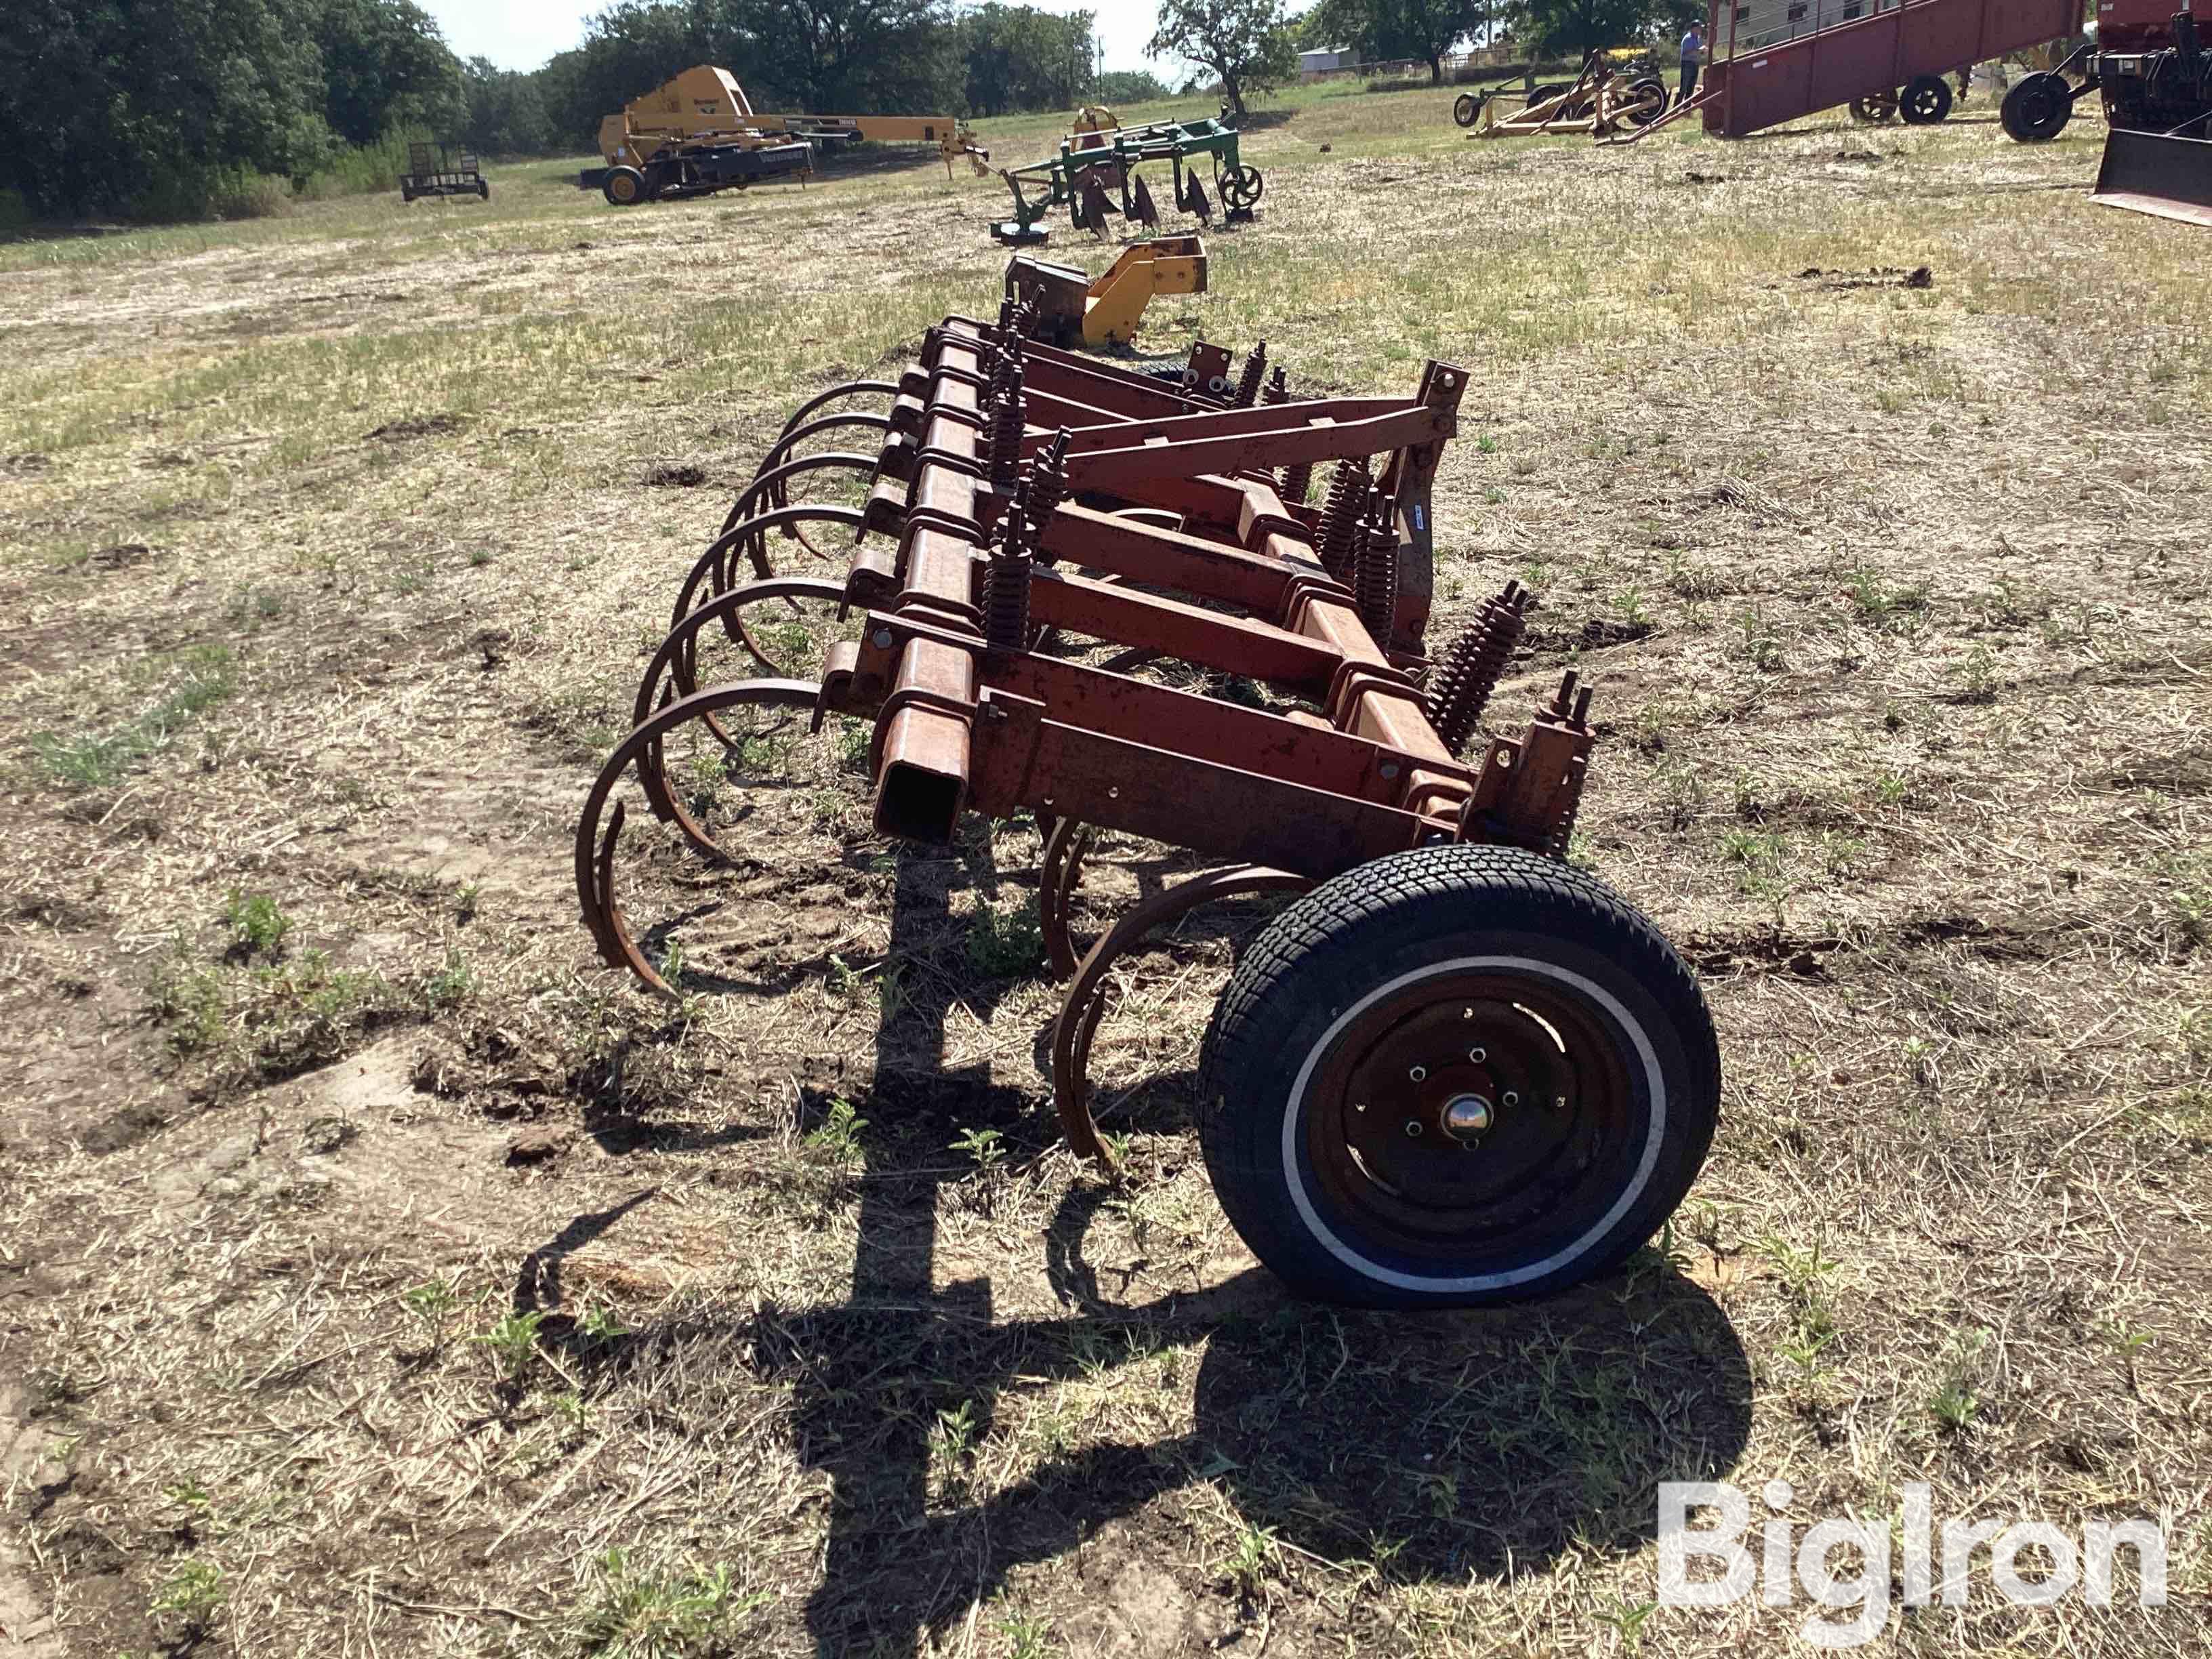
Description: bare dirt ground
xmin=1 ymin=83 xmax=2208 ymax=1656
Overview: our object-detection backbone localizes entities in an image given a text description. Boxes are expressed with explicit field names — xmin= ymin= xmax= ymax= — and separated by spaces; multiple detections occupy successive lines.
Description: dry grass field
xmin=2 ymin=77 xmax=2209 ymax=1658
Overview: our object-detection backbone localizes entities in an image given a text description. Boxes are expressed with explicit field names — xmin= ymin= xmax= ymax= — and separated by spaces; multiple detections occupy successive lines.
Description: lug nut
xmin=1468 ymin=1046 xmax=1486 ymax=1063
xmin=1502 ymin=1091 xmax=1519 ymax=1107
xmin=1408 ymin=1065 xmax=1428 ymax=1082
xmin=1404 ymin=1120 xmax=1423 ymax=1138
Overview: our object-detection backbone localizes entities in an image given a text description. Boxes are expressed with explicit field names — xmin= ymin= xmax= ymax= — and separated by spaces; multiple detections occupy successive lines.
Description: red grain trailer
xmin=1662 ymin=0 xmax=2083 ymax=136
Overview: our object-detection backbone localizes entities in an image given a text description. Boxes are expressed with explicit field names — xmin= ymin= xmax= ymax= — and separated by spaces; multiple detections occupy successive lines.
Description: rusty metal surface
xmin=574 ymin=296 xmax=1610 ymax=1150
xmin=1050 ymin=865 xmax=1313 ymax=1164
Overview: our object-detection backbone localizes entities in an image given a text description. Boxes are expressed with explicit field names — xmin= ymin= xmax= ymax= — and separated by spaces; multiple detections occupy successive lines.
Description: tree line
xmin=1296 ymin=0 xmax=1704 ymax=80
xmin=1 ymin=0 xmax=1700 ymax=222
xmin=0 ymin=0 xmax=1168 ymax=222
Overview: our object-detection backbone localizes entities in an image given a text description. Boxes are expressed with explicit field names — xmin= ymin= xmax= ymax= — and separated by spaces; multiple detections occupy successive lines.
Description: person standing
xmin=1679 ymin=22 xmax=1706 ymax=106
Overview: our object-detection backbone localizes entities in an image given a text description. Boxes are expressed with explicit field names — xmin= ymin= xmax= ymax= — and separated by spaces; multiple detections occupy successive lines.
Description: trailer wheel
xmin=1849 ymin=89 xmax=1898 ymax=122
xmin=602 ymin=165 xmax=648 ymax=206
xmin=1900 ymin=75 xmax=1953 ymax=124
xmin=1624 ymin=77 xmax=1670 ymax=125
xmin=2000 ymin=73 xmax=2072 ymax=142
xmin=1453 ymin=91 xmax=1481 ymax=127
xmin=1530 ymin=83 xmax=1570 ymax=107
xmin=1198 ymin=844 xmax=1720 ymax=1309
xmin=477 ymin=179 xmax=491 ymax=200
xmin=1221 ymin=165 xmax=1263 ymax=209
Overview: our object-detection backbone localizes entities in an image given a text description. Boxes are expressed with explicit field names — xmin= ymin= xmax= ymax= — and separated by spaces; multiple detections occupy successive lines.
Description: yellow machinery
xmin=1004 ymin=236 xmax=1207 ymax=349
xmin=587 ymin=65 xmax=988 ymax=205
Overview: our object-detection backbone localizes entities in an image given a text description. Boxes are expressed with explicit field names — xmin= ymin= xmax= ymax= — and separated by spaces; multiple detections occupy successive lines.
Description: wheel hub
xmin=1441 ymin=1092 xmax=1494 ymax=1141
xmin=1309 ymin=973 xmax=1633 ymax=1261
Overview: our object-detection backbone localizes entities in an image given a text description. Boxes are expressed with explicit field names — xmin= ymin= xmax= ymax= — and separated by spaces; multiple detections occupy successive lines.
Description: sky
xmin=419 ymin=1 xmax=1175 ymax=77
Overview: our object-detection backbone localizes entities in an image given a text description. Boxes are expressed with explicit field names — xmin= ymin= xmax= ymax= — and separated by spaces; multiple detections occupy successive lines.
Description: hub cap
xmin=1305 ymin=970 xmax=1634 ymax=1265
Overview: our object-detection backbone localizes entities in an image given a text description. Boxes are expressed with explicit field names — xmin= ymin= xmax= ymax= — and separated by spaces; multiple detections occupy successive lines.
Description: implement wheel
xmin=1454 ymin=91 xmax=1481 ymax=127
xmin=1900 ymin=75 xmax=1953 ymax=125
xmin=1198 ymin=845 xmax=1719 ymax=1309
xmin=1221 ymin=165 xmax=1263 ymax=209
xmin=1849 ymin=89 xmax=1898 ymax=122
xmin=602 ymin=165 xmax=648 ymax=206
xmin=1623 ymin=77 xmax=1669 ymax=125
xmin=2001 ymin=73 xmax=2072 ymax=142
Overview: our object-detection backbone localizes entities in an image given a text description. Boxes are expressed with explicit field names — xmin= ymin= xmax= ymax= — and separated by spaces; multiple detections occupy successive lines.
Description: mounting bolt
xmin=1408 ymin=1065 xmax=1428 ymax=1082
xmin=1403 ymin=1120 xmax=1424 ymax=1138
xmin=1502 ymin=1091 xmax=1519 ymax=1107
xmin=1468 ymin=1046 xmax=1486 ymax=1063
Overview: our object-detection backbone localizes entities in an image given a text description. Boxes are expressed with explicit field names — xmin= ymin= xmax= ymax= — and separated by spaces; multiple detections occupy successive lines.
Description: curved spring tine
xmin=760 ymin=379 xmax=901 ymax=464
xmin=1038 ymin=817 xmax=1097 ymax=981
xmin=638 ymin=573 xmax=846 ymax=733
xmin=668 ymin=501 xmax=869 ymax=643
xmin=575 ymin=678 xmax=827 ymax=995
xmin=720 ymin=412 xmax=894 ymax=537
xmin=1049 ymin=867 xmax=1312 ymax=1165
xmin=688 ymin=459 xmax=878 ymax=616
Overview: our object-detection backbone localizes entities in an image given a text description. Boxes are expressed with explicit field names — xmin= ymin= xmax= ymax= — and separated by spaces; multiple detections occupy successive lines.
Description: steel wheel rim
xmin=1302 ymin=968 xmax=1636 ymax=1265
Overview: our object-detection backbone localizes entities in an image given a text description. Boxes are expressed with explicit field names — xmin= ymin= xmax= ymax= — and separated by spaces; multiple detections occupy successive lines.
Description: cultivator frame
xmin=991 ymin=106 xmax=1262 ymax=244
xmin=1468 ymin=53 xmax=1669 ymax=139
xmin=573 ymin=293 xmax=1721 ymax=1309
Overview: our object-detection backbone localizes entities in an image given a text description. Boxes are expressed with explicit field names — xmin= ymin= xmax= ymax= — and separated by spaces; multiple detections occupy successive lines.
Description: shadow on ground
xmin=519 ymin=844 xmax=1754 ymax=1654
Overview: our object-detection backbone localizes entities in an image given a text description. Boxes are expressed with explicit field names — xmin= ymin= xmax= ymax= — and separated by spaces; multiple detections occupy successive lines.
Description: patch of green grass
xmin=472 ymin=1309 xmax=547 ymax=1383
xmin=804 ymin=1097 xmax=867 ymax=1164
xmin=1845 ymin=566 xmax=1929 ymax=632
xmin=951 ymin=1124 xmax=1007 ymax=1172
xmin=222 ymin=891 xmax=291 ymax=958
xmin=964 ymin=897 xmax=1044 ymax=978
xmin=31 ymin=644 xmax=236 ymax=789
xmin=152 ymin=1558 xmax=225 ymax=1629
xmin=574 ymin=1548 xmax=766 ymax=1658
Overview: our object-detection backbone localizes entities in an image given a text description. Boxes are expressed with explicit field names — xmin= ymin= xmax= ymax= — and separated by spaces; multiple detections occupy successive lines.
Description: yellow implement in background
xmin=1004 ymin=237 xmax=1208 ymax=350
xmin=594 ymin=65 xmax=989 ymax=190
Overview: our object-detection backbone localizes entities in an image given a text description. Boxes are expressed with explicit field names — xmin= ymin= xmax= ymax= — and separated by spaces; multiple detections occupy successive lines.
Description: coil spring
xmin=1353 ymin=501 xmax=1398 ymax=645
xmin=1315 ymin=458 xmax=1369 ymax=579
xmin=988 ymin=370 xmax=1025 ymax=488
xmin=1232 ymin=341 xmax=1268 ymax=408
xmin=984 ymin=548 xmax=1033 ymax=652
xmin=1424 ymin=581 xmax=1530 ymax=758
xmin=1022 ymin=428 xmax=1071 ymax=543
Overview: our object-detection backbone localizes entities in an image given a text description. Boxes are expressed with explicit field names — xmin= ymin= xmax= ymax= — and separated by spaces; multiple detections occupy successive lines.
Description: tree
xmin=461 ymin=57 xmax=555 ymax=154
xmin=1097 ymin=68 xmax=1172 ymax=103
xmin=960 ymin=5 xmax=1097 ymax=117
xmin=1298 ymin=0 xmax=1480 ymax=79
xmin=1147 ymin=0 xmax=1298 ymax=118
xmin=312 ymin=0 xmax=466 ymax=144
xmin=1511 ymin=0 xmax=1667 ymax=58
xmin=0 ymin=0 xmax=334 ymax=217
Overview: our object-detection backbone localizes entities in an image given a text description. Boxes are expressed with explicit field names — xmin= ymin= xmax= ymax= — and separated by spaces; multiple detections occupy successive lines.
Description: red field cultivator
xmin=573 ymin=299 xmax=1721 ymax=1308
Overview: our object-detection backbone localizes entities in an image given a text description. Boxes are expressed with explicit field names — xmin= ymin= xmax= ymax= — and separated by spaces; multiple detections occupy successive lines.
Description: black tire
xmin=602 ymin=165 xmax=647 ymax=206
xmin=1232 ymin=164 xmax=1263 ymax=203
xmin=1454 ymin=91 xmax=1481 ymax=127
xmin=1850 ymin=90 xmax=1898 ymax=122
xmin=1624 ymin=77 xmax=1670 ymax=125
xmin=478 ymin=179 xmax=491 ymax=200
xmin=1900 ymin=74 xmax=1953 ymax=124
xmin=2001 ymin=72 xmax=2072 ymax=142
xmin=1198 ymin=844 xmax=1720 ymax=1309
